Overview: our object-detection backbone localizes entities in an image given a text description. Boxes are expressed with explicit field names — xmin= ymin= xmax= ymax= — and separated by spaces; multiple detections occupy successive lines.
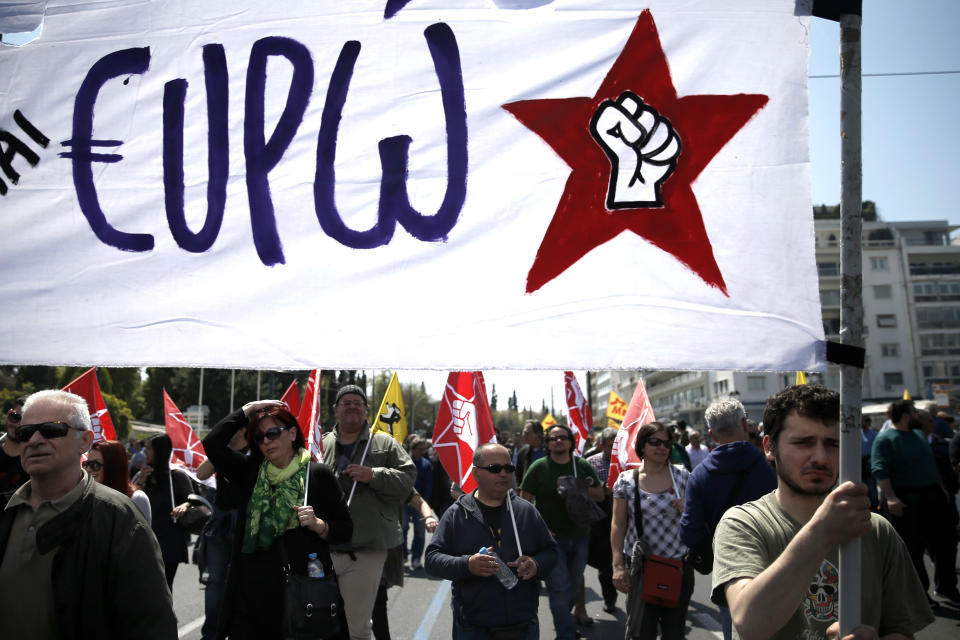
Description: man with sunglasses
xmin=520 ymin=424 xmax=603 ymax=640
xmin=0 ymin=398 xmax=28 ymax=493
xmin=0 ymin=389 xmax=177 ymax=639
xmin=426 ymin=443 xmax=557 ymax=639
xmin=322 ymin=384 xmax=416 ymax=640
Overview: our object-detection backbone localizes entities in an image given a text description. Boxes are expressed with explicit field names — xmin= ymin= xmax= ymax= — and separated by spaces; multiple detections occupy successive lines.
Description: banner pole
xmin=838 ymin=9 xmax=864 ymax=636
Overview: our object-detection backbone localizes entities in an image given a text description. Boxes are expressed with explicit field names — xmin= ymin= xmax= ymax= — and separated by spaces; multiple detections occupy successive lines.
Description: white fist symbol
xmin=451 ymin=398 xmax=475 ymax=437
xmin=589 ymin=91 xmax=681 ymax=209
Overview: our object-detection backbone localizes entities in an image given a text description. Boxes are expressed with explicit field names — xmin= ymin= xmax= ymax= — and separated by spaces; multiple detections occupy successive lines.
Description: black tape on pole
xmin=811 ymin=0 xmax=862 ymax=21
xmin=824 ymin=340 xmax=866 ymax=369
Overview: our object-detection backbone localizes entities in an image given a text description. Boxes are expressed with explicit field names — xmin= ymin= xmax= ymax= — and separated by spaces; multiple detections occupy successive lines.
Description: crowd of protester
xmin=2 ymin=382 xmax=959 ymax=639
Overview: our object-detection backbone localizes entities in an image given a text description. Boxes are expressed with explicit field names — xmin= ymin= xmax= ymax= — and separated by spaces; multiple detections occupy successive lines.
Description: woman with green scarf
xmin=203 ymin=399 xmax=353 ymax=640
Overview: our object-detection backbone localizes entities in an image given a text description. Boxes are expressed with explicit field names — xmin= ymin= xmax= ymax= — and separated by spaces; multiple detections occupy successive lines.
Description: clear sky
xmin=808 ymin=0 xmax=960 ymax=226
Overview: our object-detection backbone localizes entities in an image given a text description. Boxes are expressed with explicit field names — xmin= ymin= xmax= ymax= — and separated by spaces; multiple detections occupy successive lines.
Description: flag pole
xmin=837 ymin=5 xmax=864 ymax=635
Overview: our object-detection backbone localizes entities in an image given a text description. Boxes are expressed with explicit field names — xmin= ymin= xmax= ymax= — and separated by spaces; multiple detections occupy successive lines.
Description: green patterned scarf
xmin=242 ymin=449 xmax=311 ymax=553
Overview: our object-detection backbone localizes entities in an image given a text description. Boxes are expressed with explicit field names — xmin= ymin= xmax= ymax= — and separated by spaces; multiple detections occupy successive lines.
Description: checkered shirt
xmin=612 ymin=464 xmax=689 ymax=560
xmin=587 ymin=451 xmax=610 ymax=484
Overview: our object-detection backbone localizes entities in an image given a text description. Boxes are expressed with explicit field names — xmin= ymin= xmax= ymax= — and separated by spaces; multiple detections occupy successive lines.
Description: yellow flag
xmin=902 ymin=389 xmax=911 ymax=401
xmin=606 ymin=391 xmax=628 ymax=421
xmin=541 ymin=414 xmax=557 ymax=429
xmin=371 ymin=372 xmax=407 ymax=444
xmin=795 ymin=372 xmax=807 ymax=385
xmin=607 ymin=418 xmax=621 ymax=429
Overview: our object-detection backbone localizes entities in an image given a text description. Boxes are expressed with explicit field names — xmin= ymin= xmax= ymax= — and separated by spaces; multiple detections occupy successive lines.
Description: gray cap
xmin=335 ymin=384 xmax=367 ymax=404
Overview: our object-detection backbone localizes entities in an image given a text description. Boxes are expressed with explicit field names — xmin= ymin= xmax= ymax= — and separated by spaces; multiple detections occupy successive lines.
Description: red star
xmin=503 ymin=10 xmax=768 ymax=294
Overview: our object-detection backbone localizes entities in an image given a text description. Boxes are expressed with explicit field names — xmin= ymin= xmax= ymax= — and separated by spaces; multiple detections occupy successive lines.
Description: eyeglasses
xmin=645 ymin=437 xmax=673 ymax=449
xmin=6 ymin=409 xmax=21 ymax=424
xmin=546 ymin=435 xmax=571 ymax=442
xmin=476 ymin=463 xmax=516 ymax=474
xmin=337 ymin=400 xmax=366 ymax=408
xmin=253 ymin=426 xmax=291 ymax=444
xmin=14 ymin=421 xmax=81 ymax=443
xmin=82 ymin=459 xmax=104 ymax=472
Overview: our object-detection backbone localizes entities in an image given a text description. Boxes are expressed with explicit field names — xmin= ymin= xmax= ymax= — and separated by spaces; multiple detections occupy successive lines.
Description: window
xmin=747 ymin=376 xmax=766 ymax=392
xmin=873 ymin=285 xmax=892 ymax=300
xmin=713 ymin=380 xmax=729 ymax=395
xmin=880 ymin=343 xmax=900 ymax=357
xmin=820 ymin=289 xmax=841 ymax=306
xmin=817 ymin=262 xmax=840 ymax=277
xmin=883 ymin=372 xmax=904 ymax=387
xmin=916 ymin=306 xmax=960 ymax=329
xmin=823 ymin=317 xmax=841 ymax=335
xmin=870 ymin=257 xmax=888 ymax=271
xmin=877 ymin=314 xmax=897 ymax=328
xmin=920 ymin=333 xmax=960 ymax=356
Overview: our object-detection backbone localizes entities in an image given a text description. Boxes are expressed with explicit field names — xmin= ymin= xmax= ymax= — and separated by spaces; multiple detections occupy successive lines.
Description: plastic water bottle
xmin=306 ymin=552 xmax=325 ymax=578
xmin=479 ymin=546 xmax=518 ymax=589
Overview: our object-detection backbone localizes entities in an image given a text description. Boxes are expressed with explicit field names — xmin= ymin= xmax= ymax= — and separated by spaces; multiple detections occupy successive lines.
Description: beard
xmin=774 ymin=452 xmax=836 ymax=497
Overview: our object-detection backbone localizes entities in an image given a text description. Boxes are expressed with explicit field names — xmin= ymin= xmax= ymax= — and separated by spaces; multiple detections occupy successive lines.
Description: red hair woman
xmin=85 ymin=439 xmax=152 ymax=524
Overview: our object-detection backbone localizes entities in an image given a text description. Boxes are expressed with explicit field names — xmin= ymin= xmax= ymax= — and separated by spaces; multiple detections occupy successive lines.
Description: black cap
xmin=335 ymin=384 xmax=367 ymax=404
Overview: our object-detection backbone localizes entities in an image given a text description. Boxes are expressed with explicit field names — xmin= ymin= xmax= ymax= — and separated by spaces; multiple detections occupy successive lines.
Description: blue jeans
xmin=544 ymin=536 xmax=589 ymax=640
xmin=200 ymin=533 xmax=232 ymax=640
xmin=453 ymin=617 xmax=539 ymax=640
xmin=402 ymin=504 xmax=425 ymax=563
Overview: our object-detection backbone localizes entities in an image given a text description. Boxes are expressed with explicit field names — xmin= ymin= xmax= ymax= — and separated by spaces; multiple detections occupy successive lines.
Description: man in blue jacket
xmin=678 ymin=396 xmax=776 ymax=640
xmin=425 ymin=443 xmax=557 ymax=639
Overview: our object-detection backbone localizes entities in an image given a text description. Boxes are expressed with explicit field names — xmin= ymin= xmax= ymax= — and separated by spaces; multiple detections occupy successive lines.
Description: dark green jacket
xmin=0 ymin=475 xmax=177 ymax=640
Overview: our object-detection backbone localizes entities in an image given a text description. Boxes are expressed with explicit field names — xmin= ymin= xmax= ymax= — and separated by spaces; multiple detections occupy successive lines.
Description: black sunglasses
xmin=82 ymin=459 xmax=104 ymax=472
xmin=253 ymin=425 xmax=291 ymax=444
xmin=546 ymin=435 xmax=571 ymax=442
xmin=6 ymin=409 xmax=21 ymax=424
xmin=14 ymin=421 xmax=80 ymax=443
xmin=476 ymin=463 xmax=516 ymax=474
xmin=646 ymin=436 xmax=673 ymax=448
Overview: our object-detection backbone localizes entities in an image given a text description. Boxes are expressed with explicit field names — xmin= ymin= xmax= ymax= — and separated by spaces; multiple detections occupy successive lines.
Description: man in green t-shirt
xmin=520 ymin=424 xmax=603 ymax=639
xmin=712 ymin=385 xmax=934 ymax=640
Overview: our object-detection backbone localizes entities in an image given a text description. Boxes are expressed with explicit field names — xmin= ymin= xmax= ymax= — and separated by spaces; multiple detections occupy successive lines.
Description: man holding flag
xmin=322 ymin=384 xmax=416 ymax=640
xmin=712 ymin=385 xmax=933 ymax=640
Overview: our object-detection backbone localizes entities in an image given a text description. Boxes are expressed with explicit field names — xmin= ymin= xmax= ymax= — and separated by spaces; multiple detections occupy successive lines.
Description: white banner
xmin=0 ymin=1 xmax=822 ymax=371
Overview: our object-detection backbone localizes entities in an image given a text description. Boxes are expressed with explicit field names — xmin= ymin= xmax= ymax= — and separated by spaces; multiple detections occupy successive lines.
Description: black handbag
xmin=177 ymin=493 xmax=213 ymax=535
xmin=280 ymin=465 xmax=342 ymax=639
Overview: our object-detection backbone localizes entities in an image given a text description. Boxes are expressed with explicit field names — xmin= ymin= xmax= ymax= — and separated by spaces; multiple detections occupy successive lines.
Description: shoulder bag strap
xmin=632 ymin=469 xmax=644 ymax=539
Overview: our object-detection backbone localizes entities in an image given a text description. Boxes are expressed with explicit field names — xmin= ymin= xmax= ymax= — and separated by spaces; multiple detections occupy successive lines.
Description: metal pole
xmin=198 ymin=368 xmax=205 ymax=431
xmin=838 ymin=11 xmax=863 ymax=636
xmin=230 ymin=369 xmax=236 ymax=412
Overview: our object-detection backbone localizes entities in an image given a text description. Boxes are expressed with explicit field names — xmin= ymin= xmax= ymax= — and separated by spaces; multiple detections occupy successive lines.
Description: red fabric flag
xmin=608 ymin=378 xmax=657 ymax=488
xmin=163 ymin=389 xmax=209 ymax=474
xmin=564 ymin=371 xmax=593 ymax=455
xmin=62 ymin=367 xmax=116 ymax=443
xmin=281 ymin=380 xmax=301 ymax=417
xmin=433 ymin=371 xmax=497 ymax=493
xmin=296 ymin=370 xmax=323 ymax=462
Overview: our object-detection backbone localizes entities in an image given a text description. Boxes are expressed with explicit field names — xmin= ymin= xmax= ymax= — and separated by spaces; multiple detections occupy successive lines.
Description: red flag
xmin=564 ymin=371 xmax=592 ymax=455
xmin=281 ymin=380 xmax=301 ymax=417
xmin=296 ymin=370 xmax=323 ymax=462
xmin=608 ymin=378 xmax=657 ymax=488
xmin=163 ymin=389 xmax=208 ymax=474
xmin=62 ymin=367 xmax=116 ymax=442
xmin=433 ymin=372 xmax=497 ymax=493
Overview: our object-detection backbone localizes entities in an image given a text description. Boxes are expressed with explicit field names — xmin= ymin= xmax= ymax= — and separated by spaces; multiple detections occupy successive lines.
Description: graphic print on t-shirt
xmin=803 ymin=559 xmax=838 ymax=624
